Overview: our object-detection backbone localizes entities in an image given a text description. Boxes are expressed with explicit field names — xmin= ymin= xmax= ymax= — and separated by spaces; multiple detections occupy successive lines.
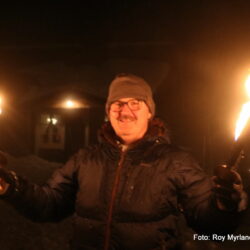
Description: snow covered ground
xmin=0 ymin=154 xmax=72 ymax=250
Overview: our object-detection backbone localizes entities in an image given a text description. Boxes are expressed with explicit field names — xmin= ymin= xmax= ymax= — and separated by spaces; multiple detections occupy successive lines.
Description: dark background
xmin=1 ymin=1 xmax=250 ymax=249
xmin=1 ymin=1 xmax=250 ymax=165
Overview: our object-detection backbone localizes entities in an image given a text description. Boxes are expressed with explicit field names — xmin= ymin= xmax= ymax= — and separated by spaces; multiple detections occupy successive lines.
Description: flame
xmin=235 ymin=74 xmax=250 ymax=140
xmin=235 ymin=102 xmax=250 ymax=140
xmin=0 ymin=96 xmax=2 ymax=115
xmin=246 ymin=75 xmax=250 ymax=98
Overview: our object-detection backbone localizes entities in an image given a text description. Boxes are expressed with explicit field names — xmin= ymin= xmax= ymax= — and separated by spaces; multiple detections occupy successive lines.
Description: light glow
xmin=65 ymin=99 xmax=75 ymax=108
xmin=51 ymin=118 xmax=58 ymax=125
xmin=235 ymin=102 xmax=250 ymax=140
xmin=246 ymin=75 xmax=250 ymax=97
xmin=46 ymin=117 xmax=58 ymax=125
xmin=235 ymin=74 xmax=250 ymax=140
xmin=54 ymin=97 xmax=88 ymax=109
xmin=0 ymin=96 xmax=2 ymax=115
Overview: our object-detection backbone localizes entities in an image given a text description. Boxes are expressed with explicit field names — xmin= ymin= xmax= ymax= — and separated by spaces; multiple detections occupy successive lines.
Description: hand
xmin=213 ymin=165 xmax=247 ymax=212
xmin=0 ymin=177 xmax=9 ymax=195
xmin=0 ymin=152 xmax=11 ymax=195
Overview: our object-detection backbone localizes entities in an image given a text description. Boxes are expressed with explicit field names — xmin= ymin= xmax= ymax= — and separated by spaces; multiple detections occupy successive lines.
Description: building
xmin=0 ymin=85 xmax=105 ymax=162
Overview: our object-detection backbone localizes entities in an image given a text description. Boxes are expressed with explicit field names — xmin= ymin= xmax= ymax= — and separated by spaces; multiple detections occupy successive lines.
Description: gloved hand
xmin=0 ymin=169 xmax=11 ymax=195
xmin=0 ymin=151 xmax=13 ymax=195
xmin=213 ymin=164 xmax=247 ymax=212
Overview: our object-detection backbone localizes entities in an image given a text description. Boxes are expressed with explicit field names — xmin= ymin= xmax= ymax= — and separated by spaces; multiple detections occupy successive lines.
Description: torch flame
xmin=0 ymin=96 xmax=2 ymax=115
xmin=235 ymin=102 xmax=250 ymax=140
xmin=235 ymin=74 xmax=250 ymax=140
xmin=246 ymin=75 xmax=250 ymax=98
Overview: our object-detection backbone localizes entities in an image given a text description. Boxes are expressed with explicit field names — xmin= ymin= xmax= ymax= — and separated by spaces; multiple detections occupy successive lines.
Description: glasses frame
xmin=110 ymin=99 xmax=144 ymax=112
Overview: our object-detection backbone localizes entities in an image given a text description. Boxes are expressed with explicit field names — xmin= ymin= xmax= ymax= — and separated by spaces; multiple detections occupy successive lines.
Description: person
xmin=0 ymin=73 xmax=247 ymax=250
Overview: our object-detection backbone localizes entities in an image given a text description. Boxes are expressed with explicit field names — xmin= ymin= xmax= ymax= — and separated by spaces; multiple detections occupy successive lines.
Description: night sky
xmin=1 ymin=1 xmax=250 ymax=167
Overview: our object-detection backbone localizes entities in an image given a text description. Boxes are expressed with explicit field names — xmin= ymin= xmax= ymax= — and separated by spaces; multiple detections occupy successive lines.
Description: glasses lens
xmin=128 ymin=99 xmax=140 ymax=110
xmin=110 ymin=99 xmax=142 ymax=111
xmin=110 ymin=102 xmax=122 ymax=111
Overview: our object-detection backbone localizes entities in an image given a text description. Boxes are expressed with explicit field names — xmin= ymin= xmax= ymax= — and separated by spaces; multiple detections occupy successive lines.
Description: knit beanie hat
xmin=106 ymin=73 xmax=155 ymax=117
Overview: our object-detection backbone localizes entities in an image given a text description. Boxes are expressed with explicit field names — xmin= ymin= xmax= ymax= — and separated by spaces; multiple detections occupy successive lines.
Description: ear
xmin=148 ymin=112 xmax=152 ymax=120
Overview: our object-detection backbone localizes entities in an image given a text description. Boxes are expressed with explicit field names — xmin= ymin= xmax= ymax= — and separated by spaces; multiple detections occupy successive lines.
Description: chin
xmin=118 ymin=128 xmax=134 ymax=135
xmin=118 ymin=122 xmax=134 ymax=128
xmin=120 ymin=136 xmax=134 ymax=145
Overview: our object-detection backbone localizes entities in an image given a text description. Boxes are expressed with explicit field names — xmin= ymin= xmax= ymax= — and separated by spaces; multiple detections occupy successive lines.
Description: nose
xmin=120 ymin=103 xmax=133 ymax=114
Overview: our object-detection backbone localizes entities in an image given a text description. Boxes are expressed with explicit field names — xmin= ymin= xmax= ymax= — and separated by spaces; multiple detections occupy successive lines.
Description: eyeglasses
xmin=110 ymin=99 xmax=143 ymax=112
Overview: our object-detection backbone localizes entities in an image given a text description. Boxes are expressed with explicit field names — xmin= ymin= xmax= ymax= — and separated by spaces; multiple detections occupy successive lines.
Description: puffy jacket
xmin=2 ymin=118 xmax=241 ymax=250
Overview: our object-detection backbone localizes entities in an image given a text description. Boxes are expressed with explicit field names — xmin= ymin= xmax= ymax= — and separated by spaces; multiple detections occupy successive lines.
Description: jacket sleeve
xmin=1 ymin=153 xmax=80 ymax=222
xmin=171 ymin=151 xmax=242 ymax=235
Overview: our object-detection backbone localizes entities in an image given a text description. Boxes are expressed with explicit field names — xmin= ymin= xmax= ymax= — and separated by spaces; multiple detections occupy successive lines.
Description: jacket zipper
xmin=103 ymin=152 xmax=125 ymax=250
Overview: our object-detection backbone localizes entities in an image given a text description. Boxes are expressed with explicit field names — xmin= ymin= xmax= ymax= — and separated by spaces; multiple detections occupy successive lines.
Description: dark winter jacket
xmin=2 ymin=118 xmax=241 ymax=250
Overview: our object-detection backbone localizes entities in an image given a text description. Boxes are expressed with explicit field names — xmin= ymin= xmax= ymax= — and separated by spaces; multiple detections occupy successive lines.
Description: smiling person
xmin=0 ymin=73 xmax=247 ymax=250
xmin=106 ymin=75 xmax=154 ymax=148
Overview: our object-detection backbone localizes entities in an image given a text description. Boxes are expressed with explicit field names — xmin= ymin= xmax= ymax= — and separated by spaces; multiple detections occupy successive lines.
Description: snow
xmin=0 ymin=153 xmax=72 ymax=250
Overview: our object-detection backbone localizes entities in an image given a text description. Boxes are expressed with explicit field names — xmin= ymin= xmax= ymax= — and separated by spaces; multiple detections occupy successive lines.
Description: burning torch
xmin=215 ymin=73 xmax=250 ymax=180
xmin=228 ymin=74 xmax=250 ymax=169
xmin=212 ymin=73 xmax=250 ymax=212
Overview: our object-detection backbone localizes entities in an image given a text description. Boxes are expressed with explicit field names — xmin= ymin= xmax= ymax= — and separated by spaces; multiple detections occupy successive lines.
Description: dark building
xmin=0 ymin=85 xmax=105 ymax=162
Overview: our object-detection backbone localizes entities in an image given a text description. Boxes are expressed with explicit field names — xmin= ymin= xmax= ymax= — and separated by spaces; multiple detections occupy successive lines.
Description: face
xmin=109 ymin=98 xmax=152 ymax=145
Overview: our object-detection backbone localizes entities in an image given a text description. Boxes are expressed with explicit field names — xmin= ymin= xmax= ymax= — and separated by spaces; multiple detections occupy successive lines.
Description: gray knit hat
xmin=106 ymin=73 xmax=155 ymax=117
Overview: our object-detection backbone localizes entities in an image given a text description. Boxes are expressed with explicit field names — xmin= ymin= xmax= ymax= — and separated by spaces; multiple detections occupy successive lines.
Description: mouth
xmin=117 ymin=118 xmax=136 ymax=129
xmin=118 ymin=118 xmax=135 ymax=124
xmin=118 ymin=115 xmax=136 ymax=123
